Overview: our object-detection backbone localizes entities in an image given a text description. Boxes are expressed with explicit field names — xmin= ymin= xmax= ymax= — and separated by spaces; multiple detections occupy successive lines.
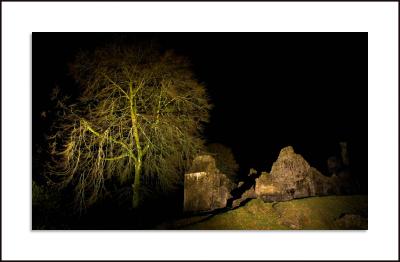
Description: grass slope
xmin=164 ymin=195 xmax=367 ymax=230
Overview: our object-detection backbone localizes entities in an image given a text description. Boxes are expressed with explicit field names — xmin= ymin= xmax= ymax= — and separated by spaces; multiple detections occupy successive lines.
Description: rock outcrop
xmin=184 ymin=155 xmax=235 ymax=213
xmin=255 ymin=146 xmax=340 ymax=202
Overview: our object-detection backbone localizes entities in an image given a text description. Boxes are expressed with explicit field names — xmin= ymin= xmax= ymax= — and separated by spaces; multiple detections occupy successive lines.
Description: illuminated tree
xmin=207 ymin=143 xmax=239 ymax=182
xmin=47 ymin=44 xmax=211 ymax=210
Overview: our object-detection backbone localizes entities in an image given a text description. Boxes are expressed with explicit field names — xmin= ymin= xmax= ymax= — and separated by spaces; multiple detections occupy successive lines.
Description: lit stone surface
xmin=255 ymin=146 xmax=344 ymax=202
xmin=184 ymin=155 xmax=234 ymax=213
xmin=232 ymin=185 xmax=256 ymax=208
xmin=186 ymin=172 xmax=207 ymax=180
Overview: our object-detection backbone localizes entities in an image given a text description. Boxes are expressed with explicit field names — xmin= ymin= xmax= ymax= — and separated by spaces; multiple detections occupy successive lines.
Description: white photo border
xmin=2 ymin=1 xmax=398 ymax=260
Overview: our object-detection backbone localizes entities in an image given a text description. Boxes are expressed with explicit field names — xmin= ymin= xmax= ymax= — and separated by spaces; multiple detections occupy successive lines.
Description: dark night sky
xmin=33 ymin=33 xmax=367 ymax=189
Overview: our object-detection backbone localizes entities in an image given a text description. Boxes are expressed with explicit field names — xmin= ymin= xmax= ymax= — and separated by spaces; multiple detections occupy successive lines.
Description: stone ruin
xmin=184 ymin=146 xmax=357 ymax=213
xmin=231 ymin=168 xmax=258 ymax=208
xmin=183 ymin=155 xmax=235 ymax=213
xmin=232 ymin=184 xmax=256 ymax=208
xmin=340 ymin=141 xmax=350 ymax=166
xmin=255 ymin=146 xmax=355 ymax=202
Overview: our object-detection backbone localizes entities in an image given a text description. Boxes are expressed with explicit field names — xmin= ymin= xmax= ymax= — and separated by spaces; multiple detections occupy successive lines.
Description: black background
xmin=33 ymin=32 xmax=367 ymax=193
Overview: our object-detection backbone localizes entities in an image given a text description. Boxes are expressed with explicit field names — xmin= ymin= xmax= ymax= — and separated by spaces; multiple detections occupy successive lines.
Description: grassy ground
xmin=159 ymin=195 xmax=367 ymax=230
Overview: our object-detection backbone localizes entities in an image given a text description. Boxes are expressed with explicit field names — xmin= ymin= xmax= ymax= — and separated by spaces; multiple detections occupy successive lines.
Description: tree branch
xmin=103 ymin=154 xmax=130 ymax=161
xmin=102 ymin=73 xmax=129 ymax=99
xmin=80 ymin=118 xmax=137 ymax=161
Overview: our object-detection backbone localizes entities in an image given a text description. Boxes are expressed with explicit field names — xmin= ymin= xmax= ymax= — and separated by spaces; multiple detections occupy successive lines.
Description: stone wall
xmin=184 ymin=146 xmax=357 ymax=213
xmin=255 ymin=146 xmax=344 ymax=202
xmin=183 ymin=155 xmax=235 ymax=213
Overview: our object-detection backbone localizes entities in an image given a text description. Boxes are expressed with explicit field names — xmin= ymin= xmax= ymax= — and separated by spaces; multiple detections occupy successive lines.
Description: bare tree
xmin=47 ymin=43 xmax=211 ymax=210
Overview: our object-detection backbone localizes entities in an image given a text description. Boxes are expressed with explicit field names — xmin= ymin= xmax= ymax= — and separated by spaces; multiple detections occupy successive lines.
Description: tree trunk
xmin=129 ymin=81 xmax=143 ymax=209
xmin=132 ymin=160 xmax=142 ymax=208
